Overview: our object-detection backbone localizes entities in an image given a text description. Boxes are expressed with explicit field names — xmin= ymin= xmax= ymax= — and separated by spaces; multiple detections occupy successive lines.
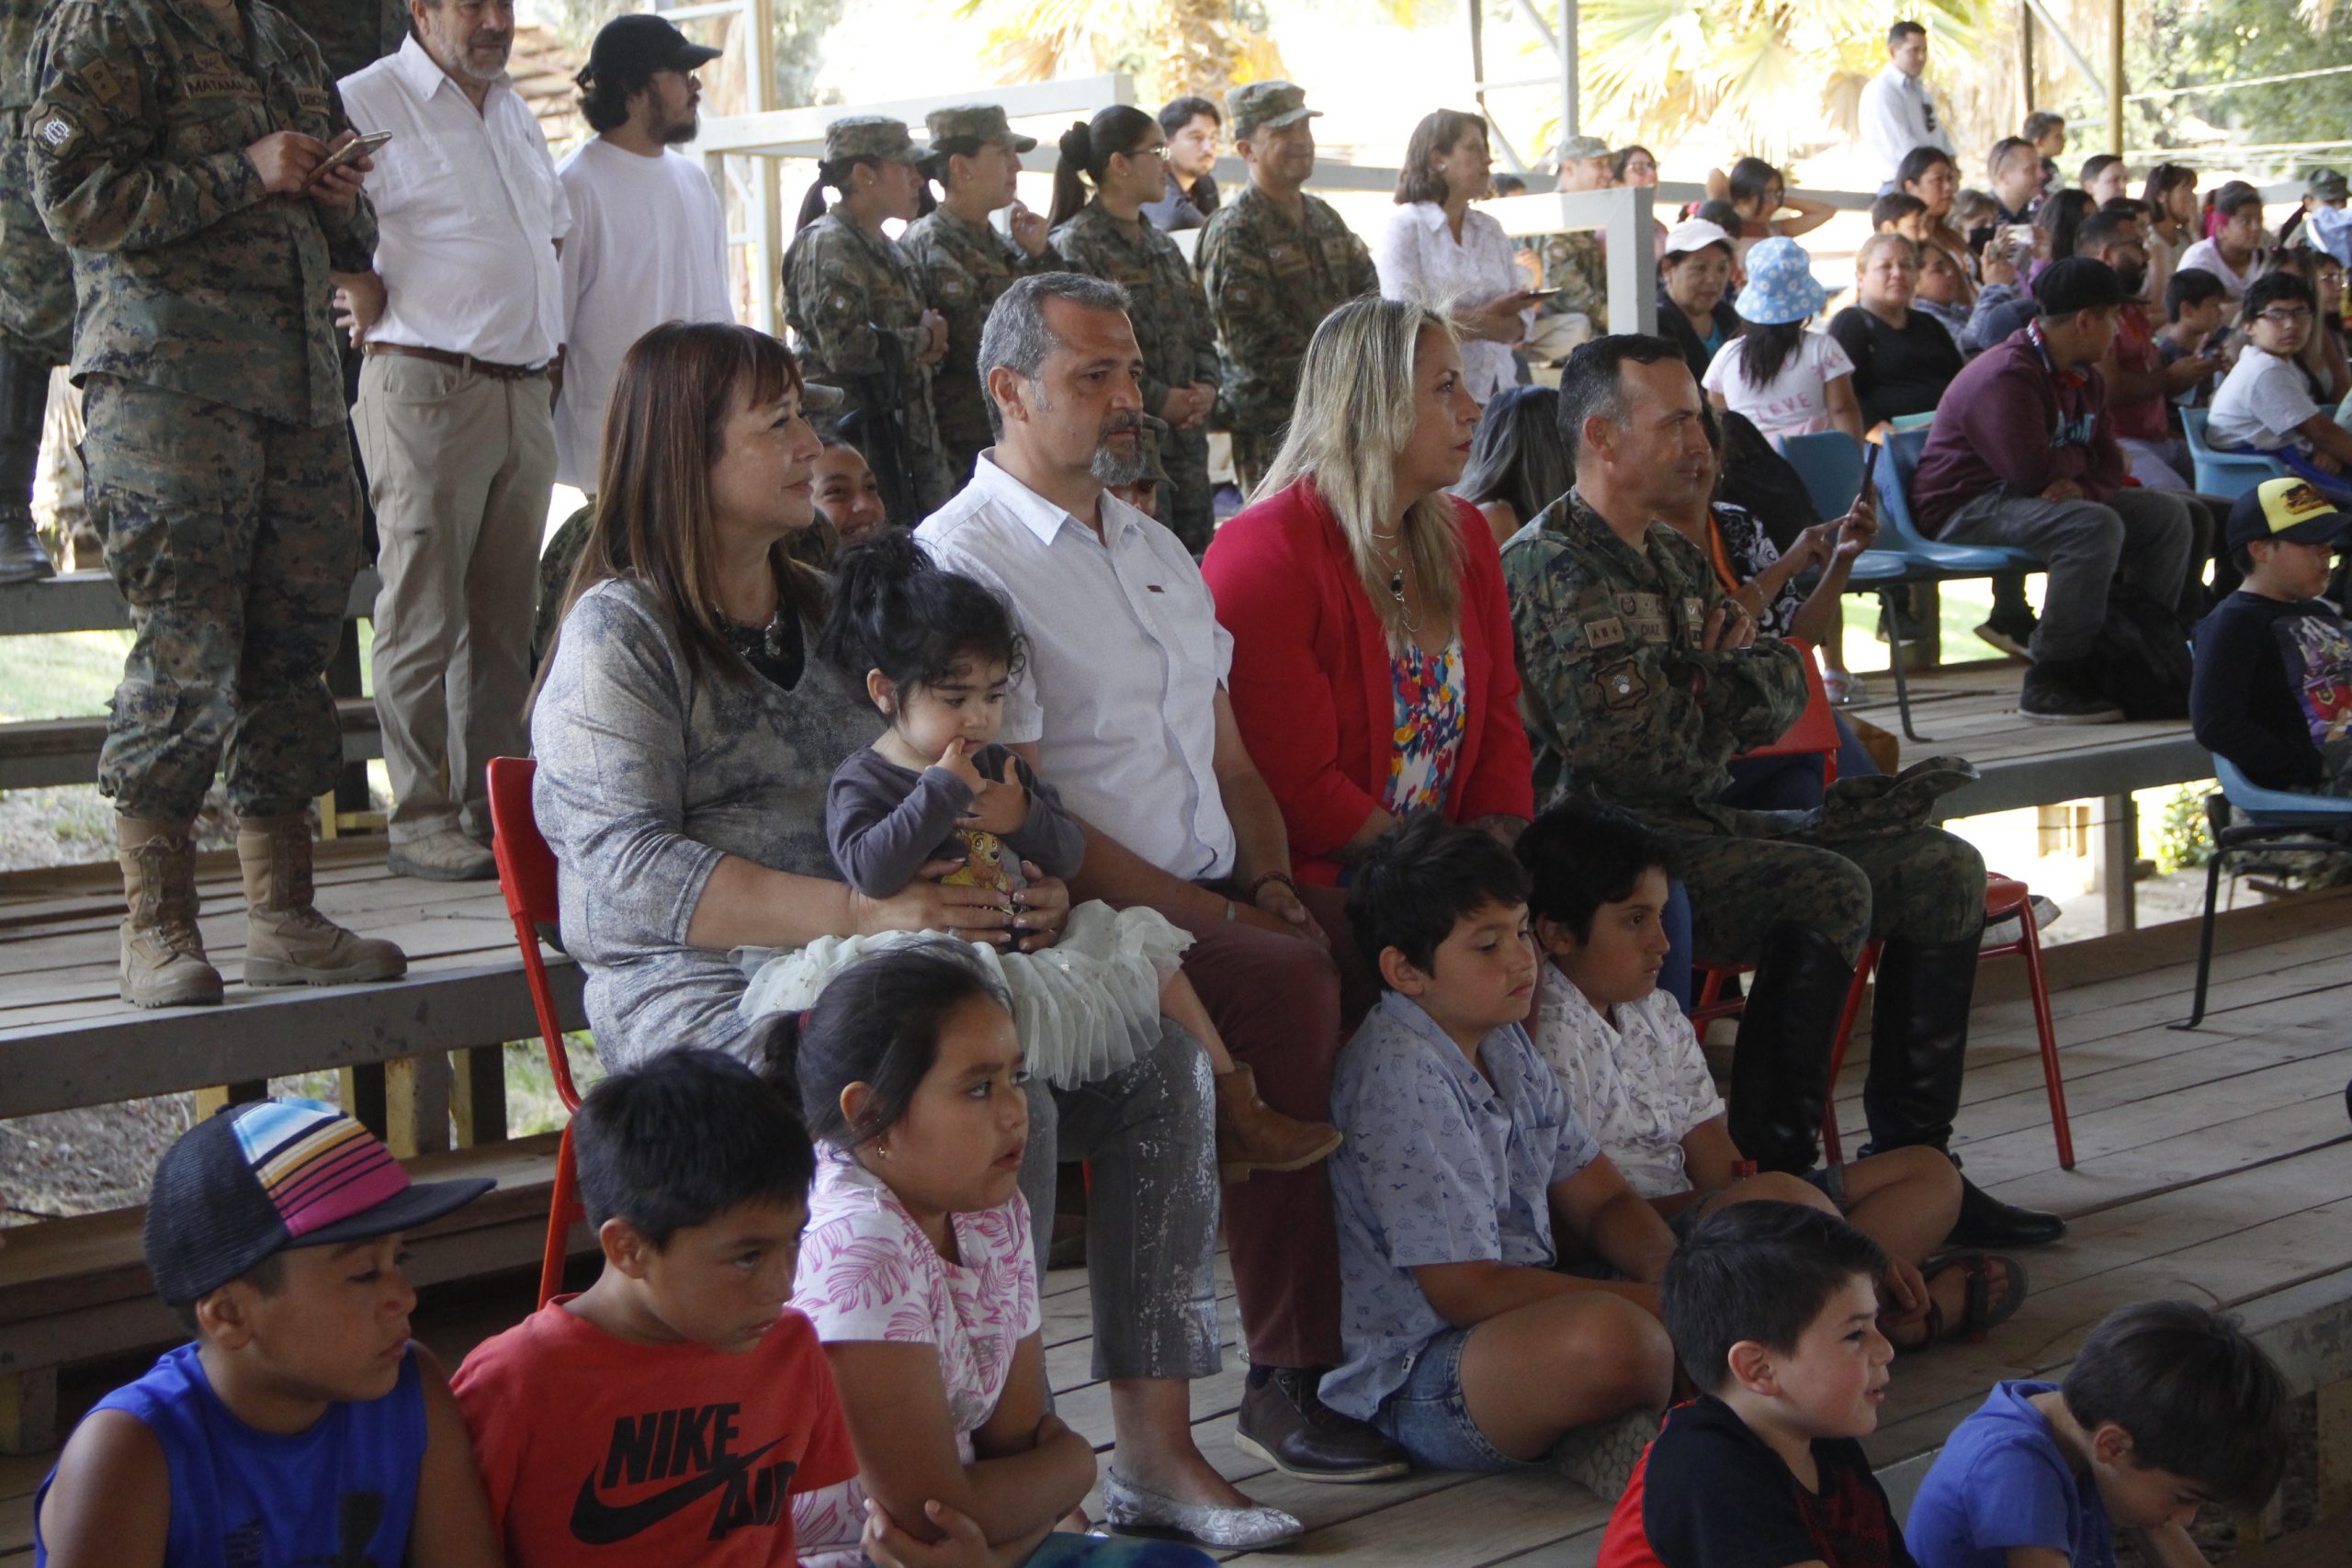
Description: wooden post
xmin=2019 ymin=3 xmax=2035 ymax=117
xmin=382 ymin=1054 xmax=454 ymax=1157
xmin=342 ymin=1061 xmax=389 ymax=1138
xmin=2098 ymin=792 xmax=2139 ymax=933
xmin=2107 ymin=0 xmax=2124 ymax=156
xmin=451 ymin=1045 xmax=510 ymax=1148
xmin=192 ymin=1080 xmax=267 ymax=1121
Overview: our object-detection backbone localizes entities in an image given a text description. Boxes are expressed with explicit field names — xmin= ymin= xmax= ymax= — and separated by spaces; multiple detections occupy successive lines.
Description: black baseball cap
xmin=580 ymin=13 xmax=722 ymax=86
xmin=145 ymin=1098 xmax=492 ymax=1308
xmin=2227 ymin=476 xmax=2352 ymax=550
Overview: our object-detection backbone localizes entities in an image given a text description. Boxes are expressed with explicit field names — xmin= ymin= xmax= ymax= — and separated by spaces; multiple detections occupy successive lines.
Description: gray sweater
xmin=827 ymin=744 xmax=1086 ymax=897
xmin=531 ymin=578 xmax=880 ymax=1065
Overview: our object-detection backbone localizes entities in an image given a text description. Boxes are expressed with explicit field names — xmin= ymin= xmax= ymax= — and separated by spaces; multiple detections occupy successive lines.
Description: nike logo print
xmin=569 ymin=1436 xmax=785 ymax=1545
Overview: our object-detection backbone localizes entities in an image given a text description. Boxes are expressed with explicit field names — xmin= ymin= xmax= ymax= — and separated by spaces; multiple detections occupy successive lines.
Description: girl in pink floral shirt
xmin=779 ymin=942 xmax=1294 ymax=1567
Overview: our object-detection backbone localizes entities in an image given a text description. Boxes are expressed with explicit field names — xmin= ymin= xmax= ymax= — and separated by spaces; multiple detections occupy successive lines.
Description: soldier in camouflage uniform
xmin=0 ymin=0 xmax=73 ymax=581
xmin=784 ymin=116 xmax=956 ymax=522
xmin=901 ymin=104 xmax=1057 ymax=487
xmin=28 ymin=0 xmax=406 ymax=1006
xmin=1522 ymin=133 xmax=1612 ymax=366
xmin=1197 ymin=81 xmax=1379 ymax=497
xmin=1502 ymin=334 xmax=2064 ymax=1248
xmin=1051 ymin=105 xmax=1222 ymax=554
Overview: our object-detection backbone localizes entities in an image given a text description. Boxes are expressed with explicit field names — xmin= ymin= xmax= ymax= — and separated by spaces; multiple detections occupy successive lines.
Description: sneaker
xmin=1975 ymin=607 xmax=2041 ymax=660
xmin=1234 ymin=1367 xmax=1412 ymax=1483
xmin=1552 ymin=1406 xmax=1661 ymax=1500
xmin=2018 ymin=663 xmax=2123 ymax=726
xmin=1822 ymin=670 xmax=1868 ymax=707
xmin=1875 ymin=600 xmax=1930 ymax=645
xmin=387 ymin=827 xmax=497 ymax=881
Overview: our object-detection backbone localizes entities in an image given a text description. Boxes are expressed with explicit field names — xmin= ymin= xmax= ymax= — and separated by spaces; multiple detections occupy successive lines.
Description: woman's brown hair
xmin=1396 ymin=109 xmax=1488 ymax=207
xmin=548 ymin=321 xmax=828 ymax=685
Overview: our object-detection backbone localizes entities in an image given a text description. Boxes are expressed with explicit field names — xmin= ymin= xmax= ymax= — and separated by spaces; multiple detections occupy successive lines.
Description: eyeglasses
xmin=2257 ymin=308 xmax=2315 ymax=326
xmin=1130 ymin=144 xmax=1171 ymax=162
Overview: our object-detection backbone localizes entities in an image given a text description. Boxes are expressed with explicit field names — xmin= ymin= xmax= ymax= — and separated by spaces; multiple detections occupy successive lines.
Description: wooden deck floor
xmin=6 ymin=886 xmax=2348 ymax=1564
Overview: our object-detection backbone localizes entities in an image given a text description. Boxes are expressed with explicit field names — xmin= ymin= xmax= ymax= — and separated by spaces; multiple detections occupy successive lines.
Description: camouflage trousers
xmin=1159 ymin=423 xmax=1214 ymax=558
xmin=1656 ymin=818 xmax=1986 ymax=966
xmin=85 ymin=376 xmax=360 ymax=821
xmin=1228 ymin=427 xmax=1275 ymax=502
xmin=0 ymin=108 xmax=74 ymax=367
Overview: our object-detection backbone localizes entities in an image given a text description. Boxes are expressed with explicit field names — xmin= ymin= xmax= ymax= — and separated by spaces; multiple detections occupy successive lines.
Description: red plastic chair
xmin=486 ymin=756 xmax=587 ymax=1307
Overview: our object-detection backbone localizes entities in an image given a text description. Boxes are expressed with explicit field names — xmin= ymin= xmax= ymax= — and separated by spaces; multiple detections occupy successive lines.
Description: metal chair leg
xmin=1880 ymin=590 xmax=1928 ymax=742
xmin=2172 ymin=845 xmax=2230 ymax=1031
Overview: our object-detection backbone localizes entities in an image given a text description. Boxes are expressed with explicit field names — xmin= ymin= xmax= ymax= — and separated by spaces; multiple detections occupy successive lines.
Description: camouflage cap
xmin=925 ymin=104 xmax=1037 ymax=153
xmin=1552 ymin=133 xmax=1611 ymax=165
xmin=801 ymin=380 xmax=845 ymax=413
xmin=1228 ymin=81 xmax=1320 ymax=140
xmin=1134 ymin=416 xmax=1172 ymax=488
xmin=824 ymin=116 xmax=923 ymax=165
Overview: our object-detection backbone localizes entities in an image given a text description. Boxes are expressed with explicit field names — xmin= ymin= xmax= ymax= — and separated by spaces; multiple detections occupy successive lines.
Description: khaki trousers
xmin=356 ymin=354 xmax=552 ymax=844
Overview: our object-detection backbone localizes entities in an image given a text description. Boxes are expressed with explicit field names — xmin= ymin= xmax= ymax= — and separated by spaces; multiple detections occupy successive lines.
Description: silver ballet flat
xmin=1101 ymin=1467 xmax=1305 ymax=1550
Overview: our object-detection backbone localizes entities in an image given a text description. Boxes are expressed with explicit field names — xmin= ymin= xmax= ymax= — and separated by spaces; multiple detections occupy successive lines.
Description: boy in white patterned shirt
xmin=1516 ymin=799 xmax=2023 ymax=1349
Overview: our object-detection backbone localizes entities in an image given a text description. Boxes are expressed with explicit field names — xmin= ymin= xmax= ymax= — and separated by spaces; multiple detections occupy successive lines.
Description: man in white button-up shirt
xmin=1858 ymin=19 xmax=1958 ymax=189
xmin=336 ymin=0 xmax=571 ymax=881
xmin=918 ymin=272 xmax=1414 ymax=1489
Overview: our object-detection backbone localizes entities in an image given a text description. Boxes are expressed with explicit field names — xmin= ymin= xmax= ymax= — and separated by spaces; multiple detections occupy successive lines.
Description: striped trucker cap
xmin=144 ymin=1098 xmax=493 ymax=1306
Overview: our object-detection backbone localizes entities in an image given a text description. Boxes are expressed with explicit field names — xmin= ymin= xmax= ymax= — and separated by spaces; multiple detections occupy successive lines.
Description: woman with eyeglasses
xmin=1046 ymin=106 xmax=1223 ymax=553
xmin=1611 ymin=143 xmax=1670 ymax=262
xmin=2208 ymin=269 xmax=2352 ymax=502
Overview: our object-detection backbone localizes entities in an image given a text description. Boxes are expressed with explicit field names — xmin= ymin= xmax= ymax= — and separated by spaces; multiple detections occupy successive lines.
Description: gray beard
xmin=1091 ymin=440 xmax=1148 ymax=488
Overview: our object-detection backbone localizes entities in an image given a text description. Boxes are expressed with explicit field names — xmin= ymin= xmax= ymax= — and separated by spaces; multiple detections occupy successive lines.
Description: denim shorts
xmin=1367 ymin=1327 xmax=1530 ymax=1474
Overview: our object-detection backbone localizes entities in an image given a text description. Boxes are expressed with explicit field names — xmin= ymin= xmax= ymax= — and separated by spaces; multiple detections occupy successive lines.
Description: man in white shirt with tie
xmin=336 ymin=0 xmax=571 ymax=881
xmin=1858 ymin=19 xmax=1957 ymax=190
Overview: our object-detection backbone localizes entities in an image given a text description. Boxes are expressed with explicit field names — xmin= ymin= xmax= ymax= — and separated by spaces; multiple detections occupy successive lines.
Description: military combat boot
xmin=117 ymin=818 xmax=223 ymax=1008
xmin=238 ymin=813 xmax=408 ymax=987
xmin=0 ymin=344 xmax=57 ymax=584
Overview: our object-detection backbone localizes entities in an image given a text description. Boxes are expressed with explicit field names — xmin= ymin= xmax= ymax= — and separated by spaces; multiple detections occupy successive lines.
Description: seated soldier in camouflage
xmin=1500 ymin=334 xmax=2064 ymax=1252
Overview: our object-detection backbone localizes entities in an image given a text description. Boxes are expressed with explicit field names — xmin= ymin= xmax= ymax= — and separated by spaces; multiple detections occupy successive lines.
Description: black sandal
xmin=1930 ymin=1250 xmax=2029 ymax=1343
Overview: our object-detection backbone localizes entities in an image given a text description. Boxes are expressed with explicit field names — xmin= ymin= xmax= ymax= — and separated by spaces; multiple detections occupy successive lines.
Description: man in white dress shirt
xmin=554 ymin=14 xmax=731 ymax=494
xmin=336 ymin=0 xmax=571 ymax=880
xmin=918 ymin=272 xmax=1415 ymax=1490
xmin=1858 ymin=19 xmax=1957 ymax=189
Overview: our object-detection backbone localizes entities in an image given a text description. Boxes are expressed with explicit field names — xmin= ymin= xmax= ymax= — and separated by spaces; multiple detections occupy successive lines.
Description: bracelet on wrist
xmin=1242 ymin=871 xmax=1298 ymax=902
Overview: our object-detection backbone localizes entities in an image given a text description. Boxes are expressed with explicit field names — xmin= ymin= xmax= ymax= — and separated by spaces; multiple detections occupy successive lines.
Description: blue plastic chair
xmin=2181 ymin=408 xmax=2287 ymax=501
xmin=1779 ymin=431 xmax=1866 ymax=523
xmin=2176 ymin=752 xmax=2352 ymax=1027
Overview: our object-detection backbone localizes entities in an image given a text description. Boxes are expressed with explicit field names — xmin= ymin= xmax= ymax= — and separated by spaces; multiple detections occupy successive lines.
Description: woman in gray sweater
xmin=531 ymin=322 xmax=1287 ymax=1550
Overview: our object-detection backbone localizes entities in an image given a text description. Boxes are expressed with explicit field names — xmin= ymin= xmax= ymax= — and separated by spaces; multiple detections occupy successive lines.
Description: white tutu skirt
xmin=735 ymin=901 xmax=1193 ymax=1089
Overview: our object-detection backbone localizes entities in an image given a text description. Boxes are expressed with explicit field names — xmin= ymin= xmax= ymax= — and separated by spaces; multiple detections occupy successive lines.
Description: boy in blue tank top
xmin=35 ymin=1098 xmax=506 ymax=1568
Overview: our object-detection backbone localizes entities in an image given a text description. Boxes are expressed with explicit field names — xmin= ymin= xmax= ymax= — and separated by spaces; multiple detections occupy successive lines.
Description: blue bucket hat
xmin=1735 ymin=236 xmax=1828 ymax=325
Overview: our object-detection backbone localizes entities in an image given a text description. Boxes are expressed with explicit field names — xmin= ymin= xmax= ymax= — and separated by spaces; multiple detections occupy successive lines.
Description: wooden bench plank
xmin=0 ymin=698 xmax=382 ymax=792
xmin=0 ymin=569 xmax=378 ymax=639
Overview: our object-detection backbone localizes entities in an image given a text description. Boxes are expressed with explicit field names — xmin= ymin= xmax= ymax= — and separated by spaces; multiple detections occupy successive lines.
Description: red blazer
xmin=1203 ymin=480 xmax=1534 ymax=886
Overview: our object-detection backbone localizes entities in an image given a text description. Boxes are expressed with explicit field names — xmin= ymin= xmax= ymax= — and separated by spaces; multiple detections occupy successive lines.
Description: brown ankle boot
xmin=1216 ymin=1062 xmax=1342 ymax=1184
xmin=117 ymin=818 xmax=222 ymax=1008
xmin=237 ymin=813 xmax=408 ymax=987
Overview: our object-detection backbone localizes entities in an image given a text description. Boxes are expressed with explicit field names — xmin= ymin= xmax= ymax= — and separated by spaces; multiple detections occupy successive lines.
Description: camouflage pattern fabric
xmin=1195 ymin=183 xmax=1377 ymax=493
xmin=1534 ymin=231 xmax=1608 ymax=332
xmin=1052 ymin=197 xmax=1219 ymax=554
xmin=783 ymin=209 xmax=955 ymax=519
xmin=532 ymin=500 xmax=594 ymax=671
xmin=269 ymin=0 xmax=405 ymax=83
xmin=1502 ymin=487 xmax=1981 ymax=964
xmin=27 ymin=0 xmax=377 ymax=429
xmin=84 ymin=373 xmax=359 ymax=820
xmin=3 ymin=0 xmax=57 ymax=104
xmin=899 ymin=204 xmax=1055 ymax=485
xmin=0 ymin=107 xmax=74 ymax=366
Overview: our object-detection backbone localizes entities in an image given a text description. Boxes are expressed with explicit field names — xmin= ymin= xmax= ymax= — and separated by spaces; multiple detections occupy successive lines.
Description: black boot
xmin=1867 ymin=935 xmax=2068 ymax=1247
xmin=0 ymin=344 xmax=57 ymax=585
xmin=1727 ymin=921 xmax=1854 ymax=1175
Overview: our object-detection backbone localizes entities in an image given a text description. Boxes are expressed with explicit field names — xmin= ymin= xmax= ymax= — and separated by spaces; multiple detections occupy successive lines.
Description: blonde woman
xmin=1201 ymin=298 xmax=1533 ymax=886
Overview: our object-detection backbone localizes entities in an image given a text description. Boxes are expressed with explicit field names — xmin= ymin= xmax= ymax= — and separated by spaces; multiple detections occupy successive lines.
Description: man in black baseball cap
xmin=575 ymin=14 xmax=722 ymax=146
xmin=2194 ymin=476 xmax=2352 ymax=794
xmin=1910 ymin=255 xmax=2198 ymax=722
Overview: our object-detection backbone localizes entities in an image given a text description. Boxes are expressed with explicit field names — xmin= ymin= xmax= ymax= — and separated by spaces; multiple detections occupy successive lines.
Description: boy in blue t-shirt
xmin=1905 ymin=1300 xmax=2292 ymax=1568
xmin=34 ymin=1098 xmax=504 ymax=1568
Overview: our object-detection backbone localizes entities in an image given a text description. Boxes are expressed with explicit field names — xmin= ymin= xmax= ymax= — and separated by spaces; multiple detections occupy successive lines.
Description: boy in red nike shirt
xmin=451 ymin=1050 xmax=855 ymax=1566
xmin=1600 ymin=1201 xmax=1917 ymax=1568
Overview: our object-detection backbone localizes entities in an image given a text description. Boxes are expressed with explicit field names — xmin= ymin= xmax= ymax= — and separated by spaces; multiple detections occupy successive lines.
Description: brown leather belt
xmin=364 ymin=343 xmax=548 ymax=380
